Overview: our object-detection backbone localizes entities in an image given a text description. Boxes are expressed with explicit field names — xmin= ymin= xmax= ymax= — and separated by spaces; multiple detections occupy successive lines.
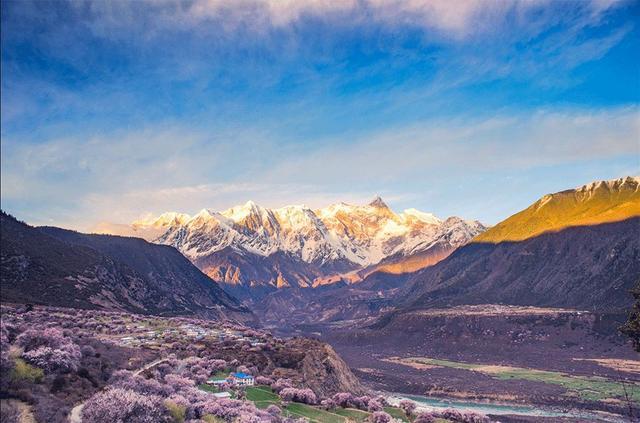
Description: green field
xmin=246 ymin=386 xmax=280 ymax=402
xmin=198 ymin=383 xmax=218 ymax=393
xmin=220 ymin=384 xmax=422 ymax=422
xmin=402 ymin=357 xmax=640 ymax=403
xmin=254 ymin=400 xmax=279 ymax=409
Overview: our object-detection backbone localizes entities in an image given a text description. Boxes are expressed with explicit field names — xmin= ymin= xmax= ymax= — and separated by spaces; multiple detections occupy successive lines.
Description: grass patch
xmin=246 ymin=386 xmax=280 ymax=402
xmin=254 ymin=400 xmax=280 ymax=409
xmin=285 ymin=403 xmax=346 ymax=423
xmin=384 ymin=407 xmax=410 ymax=422
xmin=404 ymin=357 xmax=640 ymax=403
xmin=332 ymin=407 xmax=370 ymax=421
xmin=10 ymin=358 xmax=44 ymax=383
xmin=198 ymin=383 xmax=219 ymax=393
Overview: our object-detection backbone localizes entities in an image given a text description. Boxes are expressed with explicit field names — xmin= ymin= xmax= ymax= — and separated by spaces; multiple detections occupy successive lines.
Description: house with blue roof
xmin=228 ymin=372 xmax=254 ymax=386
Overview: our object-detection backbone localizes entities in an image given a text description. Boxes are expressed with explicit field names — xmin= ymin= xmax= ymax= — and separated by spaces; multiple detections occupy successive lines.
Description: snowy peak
xmin=368 ymin=196 xmax=389 ymax=209
xmin=126 ymin=199 xmax=485 ymax=270
xmin=576 ymin=176 xmax=640 ymax=194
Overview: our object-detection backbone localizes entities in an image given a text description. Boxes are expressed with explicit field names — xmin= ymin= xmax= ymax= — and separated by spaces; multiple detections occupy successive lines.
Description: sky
xmin=1 ymin=0 xmax=639 ymax=230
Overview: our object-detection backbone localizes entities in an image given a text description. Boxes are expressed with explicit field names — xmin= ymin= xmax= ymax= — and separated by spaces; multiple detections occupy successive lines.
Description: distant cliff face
xmin=0 ymin=212 xmax=253 ymax=322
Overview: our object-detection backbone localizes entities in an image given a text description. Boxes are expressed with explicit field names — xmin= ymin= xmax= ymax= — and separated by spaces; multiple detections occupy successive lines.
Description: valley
xmin=1 ymin=176 xmax=639 ymax=422
xmin=3 ymin=1 xmax=639 ymax=421
xmin=318 ymin=304 xmax=639 ymax=420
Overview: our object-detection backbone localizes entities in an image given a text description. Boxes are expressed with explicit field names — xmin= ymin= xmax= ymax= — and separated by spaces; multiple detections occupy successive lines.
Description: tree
xmin=82 ymin=388 xmax=168 ymax=423
xmin=255 ymin=376 xmax=274 ymax=386
xmin=16 ymin=327 xmax=81 ymax=373
xmin=271 ymin=378 xmax=293 ymax=393
xmin=399 ymin=399 xmax=416 ymax=416
xmin=620 ymin=280 xmax=640 ymax=352
xmin=22 ymin=345 xmax=81 ymax=373
xmin=368 ymin=411 xmax=392 ymax=423
xmin=279 ymin=388 xmax=317 ymax=405
xmin=414 ymin=413 xmax=436 ymax=423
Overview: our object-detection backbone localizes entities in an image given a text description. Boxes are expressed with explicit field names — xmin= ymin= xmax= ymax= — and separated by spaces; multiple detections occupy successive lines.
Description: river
xmin=386 ymin=394 xmax=627 ymax=422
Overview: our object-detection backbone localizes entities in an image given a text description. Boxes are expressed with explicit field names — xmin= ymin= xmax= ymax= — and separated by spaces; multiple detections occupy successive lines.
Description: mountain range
xmin=240 ymin=176 xmax=640 ymax=328
xmin=0 ymin=211 xmax=253 ymax=322
xmin=96 ymin=197 xmax=486 ymax=298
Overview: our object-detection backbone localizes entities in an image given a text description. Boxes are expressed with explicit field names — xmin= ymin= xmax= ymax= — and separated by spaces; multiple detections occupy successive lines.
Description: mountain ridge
xmin=474 ymin=176 xmax=640 ymax=244
xmin=0 ymin=211 xmax=254 ymax=322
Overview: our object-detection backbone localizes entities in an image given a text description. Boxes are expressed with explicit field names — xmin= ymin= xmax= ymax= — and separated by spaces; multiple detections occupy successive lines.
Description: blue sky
xmin=1 ymin=0 xmax=639 ymax=229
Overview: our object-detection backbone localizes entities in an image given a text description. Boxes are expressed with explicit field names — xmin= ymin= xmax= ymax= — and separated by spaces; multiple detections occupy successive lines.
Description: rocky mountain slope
xmin=97 ymin=197 xmax=485 ymax=297
xmin=398 ymin=218 xmax=640 ymax=312
xmin=387 ymin=177 xmax=640 ymax=314
xmin=1 ymin=212 xmax=253 ymax=322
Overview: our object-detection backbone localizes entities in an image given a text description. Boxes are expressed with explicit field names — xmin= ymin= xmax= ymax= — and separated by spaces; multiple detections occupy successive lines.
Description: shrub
xmin=368 ymin=411 xmax=392 ymax=423
xmin=320 ymin=398 xmax=336 ymax=410
xmin=81 ymin=345 xmax=96 ymax=357
xmin=10 ymin=358 xmax=44 ymax=383
xmin=165 ymin=400 xmax=186 ymax=423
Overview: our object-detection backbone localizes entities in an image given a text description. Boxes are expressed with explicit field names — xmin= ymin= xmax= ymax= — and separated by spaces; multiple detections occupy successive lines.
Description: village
xmin=104 ymin=319 xmax=269 ymax=350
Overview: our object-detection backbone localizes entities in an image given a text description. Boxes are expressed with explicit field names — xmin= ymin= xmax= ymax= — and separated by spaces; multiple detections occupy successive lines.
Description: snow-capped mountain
xmin=96 ymin=197 xmax=486 ymax=296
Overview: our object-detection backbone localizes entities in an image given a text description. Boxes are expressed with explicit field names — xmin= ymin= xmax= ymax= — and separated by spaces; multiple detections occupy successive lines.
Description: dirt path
xmin=133 ymin=358 xmax=168 ymax=376
xmin=68 ymin=357 xmax=168 ymax=422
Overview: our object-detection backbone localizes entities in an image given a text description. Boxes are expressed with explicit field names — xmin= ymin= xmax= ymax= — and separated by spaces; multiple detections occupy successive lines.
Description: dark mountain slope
xmin=398 ymin=218 xmax=640 ymax=313
xmin=1 ymin=212 xmax=253 ymax=322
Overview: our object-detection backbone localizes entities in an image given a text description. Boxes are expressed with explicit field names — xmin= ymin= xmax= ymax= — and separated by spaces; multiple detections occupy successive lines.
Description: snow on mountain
xmin=125 ymin=197 xmax=485 ymax=271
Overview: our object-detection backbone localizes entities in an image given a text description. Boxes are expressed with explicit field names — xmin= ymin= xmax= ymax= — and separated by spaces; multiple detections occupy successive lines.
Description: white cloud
xmin=261 ymin=106 xmax=640 ymax=185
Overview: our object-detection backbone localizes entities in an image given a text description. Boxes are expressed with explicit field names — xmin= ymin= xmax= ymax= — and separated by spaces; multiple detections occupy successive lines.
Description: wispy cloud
xmin=68 ymin=0 xmax=626 ymax=39
xmin=2 ymin=106 xmax=637 ymax=228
